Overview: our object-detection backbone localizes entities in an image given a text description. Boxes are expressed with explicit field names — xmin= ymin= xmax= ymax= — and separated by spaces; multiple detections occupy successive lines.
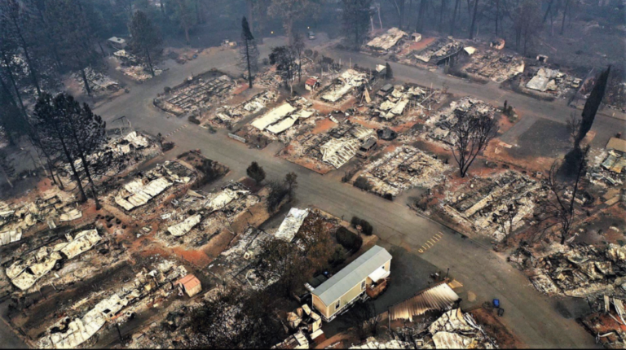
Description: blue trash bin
xmin=493 ymin=299 xmax=500 ymax=308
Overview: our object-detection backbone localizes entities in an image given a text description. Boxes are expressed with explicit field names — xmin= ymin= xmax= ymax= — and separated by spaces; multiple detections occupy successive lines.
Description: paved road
xmin=326 ymin=50 xmax=626 ymax=149
xmin=87 ymin=38 xmax=600 ymax=348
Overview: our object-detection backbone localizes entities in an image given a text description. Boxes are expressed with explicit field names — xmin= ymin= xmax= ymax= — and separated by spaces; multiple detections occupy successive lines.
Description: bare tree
xmin=541 ymin=147 xmax=589 ymax=244
xmin=0 ymin=151 xmax=15 ymax=188
xmin=450 ymin=0 xmax=461 ymax=35
xmin=468 ymin=0 xmax=479 ymax=39
xmin=290 ymin=31 xmax=305 ymax=83
xmin=449 ymin=110 xmax=498 ymax=177
xmin=511 ymin=0 xmax=542 ymax=55
xmin=566 ymin=113 xmax=581 ymax=144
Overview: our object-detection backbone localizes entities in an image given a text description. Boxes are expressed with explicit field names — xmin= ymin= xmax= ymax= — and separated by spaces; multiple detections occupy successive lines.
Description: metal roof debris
xmin=168 ymin=214 xmax=202 ymax=236
xmin=388 ymin=282 xmax=460 ymax=322
xmin=275 ymin=208 xmax=310 ymax=242
xmin=366 ymin=28 xmax=408 ymax=51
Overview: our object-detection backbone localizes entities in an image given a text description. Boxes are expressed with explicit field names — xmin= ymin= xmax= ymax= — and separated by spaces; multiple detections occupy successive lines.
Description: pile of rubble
xmin=426 ymin=97 xmax=497 ymax=144
xmin=589 ymin=140 xmax=626 ymax=187
xmin=513 ymin=243 xmax=626 ymax=298
xmin=72 ymin=67 xmax=119 ymax=95
xmin=380 ymin=308 xmax=498 ymax=349
xmin=154 ymin=71 xmax=235 ymax=117
xmin=280 ymin=118 xmax=377 ymax=172
xmin=0 ymin=193 xmax=76 ymax=247
xmin=462 ymin=50 xmax=525 ymax=83
xmin=355 ymin=145 xmax=449 ymax=198
xmin=208 ymin=227 xmax=278 ymax=291
xmin=374 ymin=85 xmax=429 ymax=120
xmin=413 ymin=38 xmax=463 ymax=64
xmin=1 ymin=223 xmax=131 ymax=297
xmin=366 ymin=27 xmax=408 ymax=53
xmin=157 ymin=183 xmax=261 ymax=247
xmin=524 ymin=66 xmax=581 ymax=97
xmin=209 ymin=90 xmax=279 ymax=128
xmin=113 ymin=160 xmax=197 ymax=212
xmin=581 ymin=295 xmax=626 ymax=348
xmin=442 ymin=171 xmax=540 ymax=241
xmin=38 ymin=260 xmax=188 ymax=349
xmin=318 ymin=69 xmax=368 ymax=103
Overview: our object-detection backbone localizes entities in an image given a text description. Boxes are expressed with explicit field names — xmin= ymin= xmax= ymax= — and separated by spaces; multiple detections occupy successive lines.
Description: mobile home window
xmin=361 ymin=281 xmax=366 ymax=290
xmin=335 ymin=300 xmax=341 ymax=310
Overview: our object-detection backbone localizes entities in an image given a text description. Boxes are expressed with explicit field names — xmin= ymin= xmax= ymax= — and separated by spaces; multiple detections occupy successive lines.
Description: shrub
xmin=336 ymin=227 xmax=363 ymax=252
xmin=188 ymin=115 xmax=201 ymax=124
xmin=360 ymin=220 xmax=373 ymax=236
xmin=266 ymin=181 xmax=289 ymax=212
xmin=353 ymin=176 xmax=372 ymax=191
xmin=351 ymin=216 xmax=361 ymax=227
xmin=329 ymin=246 xmax=347 ymax=267
xmin=350 ymin=216 xmax=373 ymax=235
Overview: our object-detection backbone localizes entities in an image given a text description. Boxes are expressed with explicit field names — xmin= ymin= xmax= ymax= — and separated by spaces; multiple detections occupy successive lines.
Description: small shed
xmin=360 ymin=137 xmax=377 ymax=152
xmin=607 ymin=137 xmax=626 ymax=154
xmin=176 ymin=274 xmax=202 ymax=297
xmin=411 ymin=33 xmax=422 ymax=42
xmin=305 ymin=78 xmax=320 ymax=91
xmin=108 ymin=37 xmax=127 ymax=50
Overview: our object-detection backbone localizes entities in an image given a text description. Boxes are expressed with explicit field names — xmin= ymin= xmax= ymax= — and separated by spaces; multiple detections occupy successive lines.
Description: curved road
xmin=91 ymin=37 xmax=601 ymax=348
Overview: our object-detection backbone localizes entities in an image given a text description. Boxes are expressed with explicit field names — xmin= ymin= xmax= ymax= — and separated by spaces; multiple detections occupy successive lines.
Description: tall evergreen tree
xmin=33 ymin=93 xmax=89 ymax=202
xmin=129 ymin=10 xmax=163 ymax=77
xmin=342 ymin=0 xmax=372 ymax=49
xmin=240 ymin=16 xmax=259 ymax=89
xmin=0 ymin=0 xmax=42 ymax=95
xmin=33 ymin=93 xmax=107 ymax=206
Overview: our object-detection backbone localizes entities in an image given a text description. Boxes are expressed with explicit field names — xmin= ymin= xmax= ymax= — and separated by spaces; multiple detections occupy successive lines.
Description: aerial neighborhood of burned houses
xmin=0 ymin=1 xmax=625 ymax=349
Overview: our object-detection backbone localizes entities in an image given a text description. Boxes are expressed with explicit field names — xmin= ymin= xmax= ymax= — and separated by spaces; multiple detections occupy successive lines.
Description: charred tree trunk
xmin=451 ymin=0 xmax=460 ymax=35
xmin=495 ymin=0 xmax=500 ymax=36
xmin=439 ymin=0 xmax=446 ymax=32
xmin=416 ymin=0 xmax=427 ymax=33
xmin=145 ymin=48 xmax=155 ymax=77
xmin=561 ymin=0 xmax=570 ymax=34
xmin=469 ymin=0 xmax=479 ymax=39
xmin=81 ymin=68 xmax=92 ymax=96
xmin=10 ymin=16 xmax=41 ymax=96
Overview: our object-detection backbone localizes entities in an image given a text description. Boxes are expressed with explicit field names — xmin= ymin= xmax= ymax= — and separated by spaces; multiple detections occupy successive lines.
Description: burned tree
xmin=290 ymin=31 xmax=306 ymax=83
xmin=449 ymin=109 xmax=497 ymax=177
xmin=33 ymin=93 xmax=107 ymax=207
xmin=468 ymin=0 xmax=480 ymax=39
xmin=342 ymin=0 xmax=372 ymax=49
xmin=33 ymin=93 xmax=89 ymax=202
xmin=128 ymin=10 xmax=162 ymax=77
xmin=269 ymin=46 xmax=297 ymax=92
xmin=541 ymin=147 xmax=589 ymax=245
xmin=385 ymin=62 xmax=393 ymax=80
xmin=284 ymin=172 xmax=298 ymax=200
xmin=511 ymin=0 xmax=542 ymax=55
xmin=268 ymin=0 xmax=320 ymax=43
xmin=0 ymin=0 xmax=42 ymax=95
xmin=240 ymin=16 xmax=259 ymax=88
xmin=46 ymin=0 xmax=102 ymax=96
xmin=246 ymin=161 xmax=266 ymax=184
xmin=0 ymin=150 xmax=15 ymax=188
xmin=63 ymin=99 xmax=107 ymax=210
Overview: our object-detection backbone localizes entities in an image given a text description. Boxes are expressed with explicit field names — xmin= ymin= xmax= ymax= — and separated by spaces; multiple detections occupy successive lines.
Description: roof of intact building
xmin=313 ymin=245 xmax=391 ymax=305
xmin=607 ymin=137 xmax=626 ymax=154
